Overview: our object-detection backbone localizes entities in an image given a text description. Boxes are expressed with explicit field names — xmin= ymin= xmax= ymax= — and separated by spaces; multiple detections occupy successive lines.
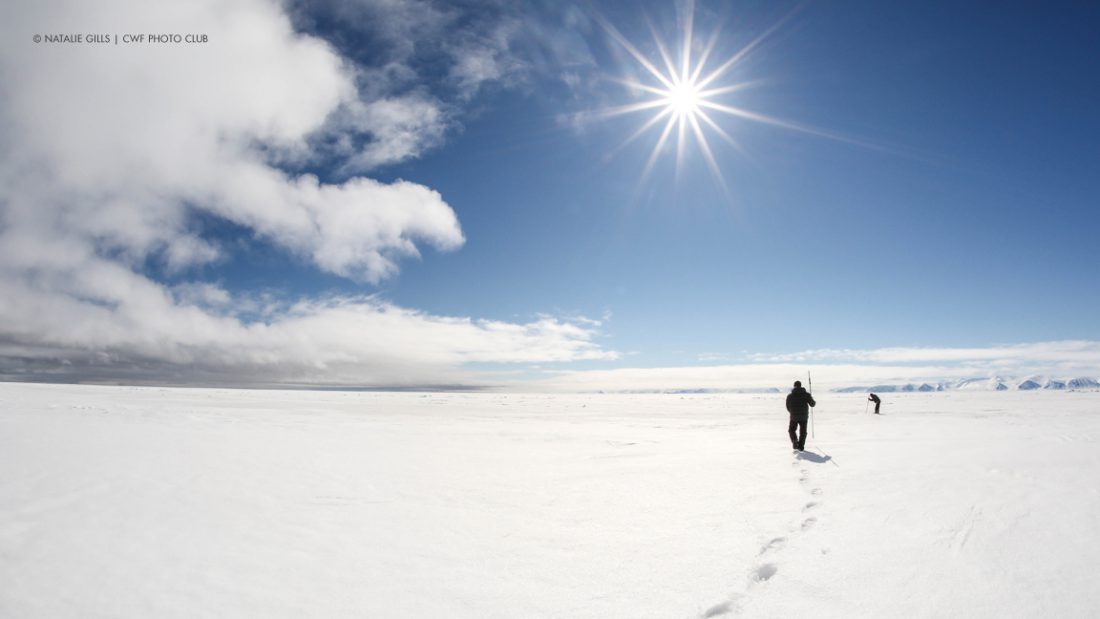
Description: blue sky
xmin=2 ymin=0 xmax=1099 ymax=389
xmin=393 ymin=0 xmax=1100 ymax=353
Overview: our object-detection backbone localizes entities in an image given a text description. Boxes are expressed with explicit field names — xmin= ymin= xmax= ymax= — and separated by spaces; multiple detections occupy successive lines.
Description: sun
xmin=665 ymin=81 xmax=702 ymax=118
xmin=595 ymin=1 xmax=817 ymax=190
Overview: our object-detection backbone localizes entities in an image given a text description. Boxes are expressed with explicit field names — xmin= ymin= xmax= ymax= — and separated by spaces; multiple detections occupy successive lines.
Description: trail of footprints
xmin=700 ymin=454 xmax=825 ymax=617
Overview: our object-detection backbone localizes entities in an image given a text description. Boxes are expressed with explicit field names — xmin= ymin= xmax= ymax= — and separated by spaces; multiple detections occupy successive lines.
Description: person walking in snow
xmin=869 ymin=392 xmax=881 ymax=414
xmin=786 ymin=380 xmax=816 ymax=451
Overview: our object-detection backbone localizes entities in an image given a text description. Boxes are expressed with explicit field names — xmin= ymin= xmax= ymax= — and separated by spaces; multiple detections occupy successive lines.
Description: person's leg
xmin=797 ymin=415 xmax=807 ymax=450
xmin=875 ymin=401 xmax=881 ymax=414
xmin=788 ymin=415 xmax=799 ymax=448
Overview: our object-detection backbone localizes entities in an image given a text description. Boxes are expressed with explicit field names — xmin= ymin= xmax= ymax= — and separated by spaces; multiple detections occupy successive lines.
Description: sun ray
xmin=695 ymin=108 xmax=745 ymax=154
xmin=690 ymin=24 xmax=725 ymax=84
xmin=696 ymin=81 xmax=763 ymax=99
xmin=615 ymin=79 xmax=674 ymax=98
xmin=689 ymin=113 xmax=729 ymax=196
xmin=696 ymin=100 xmax=885 ymax=150
xmin=595 ymin=14 xmax=676 ymax=91
xmin=609 ymin=107 xmax=676 ymax=159
xmin=680 ymin=0 xmax=694 ymax=85
xmin=695 ymin=5 xmax=803 ymax=91
xmin=645 ymin=16 xmax=679 ymax=85
xmin=597 ymin=98 xmax=672 ymax=119
xmin=675 ymin=113 xmax=688 ymax=178
xmin=642 ymin=113 xmax=680 ymax=182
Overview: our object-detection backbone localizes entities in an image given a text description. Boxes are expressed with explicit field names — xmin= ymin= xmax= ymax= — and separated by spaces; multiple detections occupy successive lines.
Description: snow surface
xmin=2 ymin=382 xmax=1099 ymax=618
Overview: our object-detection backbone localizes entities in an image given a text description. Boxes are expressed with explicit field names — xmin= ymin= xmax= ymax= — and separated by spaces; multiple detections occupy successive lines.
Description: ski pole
xmin=808 ymin=371 xmax=814 ymax=439
xmin=865 ymin=399 xmax=870 ymax=415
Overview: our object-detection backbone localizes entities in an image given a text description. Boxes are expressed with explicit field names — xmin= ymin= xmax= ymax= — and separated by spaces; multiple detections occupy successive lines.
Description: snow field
xmin=1 ymin=383 xmax=1099 ymax=617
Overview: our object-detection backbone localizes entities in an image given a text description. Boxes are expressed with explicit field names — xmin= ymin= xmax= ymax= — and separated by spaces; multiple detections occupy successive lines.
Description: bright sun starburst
xmin=596 ymin=1 xmax=817 ymax=192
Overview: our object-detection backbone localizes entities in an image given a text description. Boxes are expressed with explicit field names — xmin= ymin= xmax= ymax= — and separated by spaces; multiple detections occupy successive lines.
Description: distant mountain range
xmin=587 ymin=377 xmax=1100 ymax=395
xmin=832 ymin=376 xmax=1100 ymax=393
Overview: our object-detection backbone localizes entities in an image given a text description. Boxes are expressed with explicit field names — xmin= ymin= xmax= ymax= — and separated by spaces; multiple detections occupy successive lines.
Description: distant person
xmin=869 ymin=393 xmax=881 ymax=414
xmin=785 ymin=380 xmax=816 ymax=451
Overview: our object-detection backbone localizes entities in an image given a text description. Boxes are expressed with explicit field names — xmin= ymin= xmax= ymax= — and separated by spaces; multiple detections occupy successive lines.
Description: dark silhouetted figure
xmin=869 ymin=393 xmax=881 ymax=414
xmin=786 ymin=380 xmax=816 ymax=451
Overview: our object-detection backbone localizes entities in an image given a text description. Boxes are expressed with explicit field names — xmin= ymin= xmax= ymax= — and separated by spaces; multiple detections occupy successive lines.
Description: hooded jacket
xmin=786 ymin=386 xmax=816 ymax=416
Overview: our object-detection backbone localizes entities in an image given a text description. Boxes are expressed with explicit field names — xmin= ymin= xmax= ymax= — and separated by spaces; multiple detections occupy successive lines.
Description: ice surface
xmin=2 ymin=383 xmax=1099 ymax=617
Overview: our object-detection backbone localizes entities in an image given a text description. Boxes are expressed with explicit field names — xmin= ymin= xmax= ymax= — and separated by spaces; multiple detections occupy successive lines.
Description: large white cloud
xmin=2 ymin=0 xmax=464 ymax=281
xmin=0 ymin=0 xmax=614 ymax=385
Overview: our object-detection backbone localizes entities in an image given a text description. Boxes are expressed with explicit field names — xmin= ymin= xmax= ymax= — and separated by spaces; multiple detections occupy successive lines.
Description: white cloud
xmin=750 ymin=341 xmax=1100 ymax=369
xmin=0 ymin=267 xmax=616 ymax=385
xmin=287 ymin=0 xmax=451 ymax=72
xmin=445 ymin=16 xmax=527 ymax=100
xmin=281 ymin=0 xmax=528 ymax=174
xmin=2 ymin=0 xmax=463 ymax=281
xmin=327 ymin=95 xmax=449 ymax=173
xmin=171 ymin=282 xmax=233 ymax=309
xmin=283 ymin=1 xmax=602 ymax=173
xmin=0 ymin=0 xmax=614 ymax=385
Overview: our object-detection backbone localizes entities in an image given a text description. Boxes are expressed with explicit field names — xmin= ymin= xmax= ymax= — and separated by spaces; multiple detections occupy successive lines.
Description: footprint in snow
xmin=751 ymin=563 xmax=778 ymax=582
xmin=803 ymin=501 xmax=819 ymax=511
xmin=802 ymin=517 xmax=817 ymax=530
xmin=702 ymin=601 xmax=734 ymax=617
xmin=758 ymin=536 xmax=787 ymax=555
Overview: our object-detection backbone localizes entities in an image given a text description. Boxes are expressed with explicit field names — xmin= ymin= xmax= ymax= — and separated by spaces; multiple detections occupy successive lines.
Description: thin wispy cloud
xmin=285 ymin=0 xmax=549 ymax=175
xmin=750 ymin=341 xmax=1100 ymax=367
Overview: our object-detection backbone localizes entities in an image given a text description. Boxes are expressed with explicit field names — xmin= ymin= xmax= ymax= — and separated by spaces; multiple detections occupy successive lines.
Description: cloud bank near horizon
xmin=527 ymin=341 xmax=1100 ymax=392
xmin=747 ymin=341 xmax=1100 ymax=368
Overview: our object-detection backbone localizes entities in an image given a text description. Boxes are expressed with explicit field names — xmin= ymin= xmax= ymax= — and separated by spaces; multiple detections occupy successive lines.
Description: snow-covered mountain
xmin=834 ymin=383 xmax=944 ymax=393
xmin=832 ymin=376 xmax=1100 ymax=393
